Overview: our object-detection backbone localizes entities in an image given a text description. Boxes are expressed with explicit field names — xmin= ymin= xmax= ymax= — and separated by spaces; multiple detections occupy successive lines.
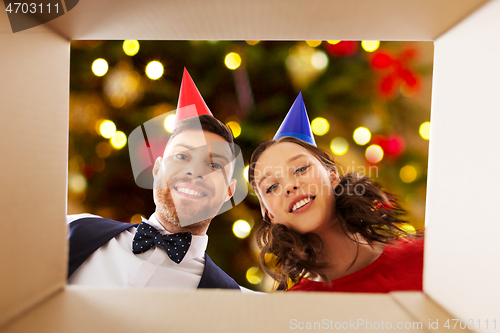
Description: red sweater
xmin=288 ymin=237 xmax=424 ymax=293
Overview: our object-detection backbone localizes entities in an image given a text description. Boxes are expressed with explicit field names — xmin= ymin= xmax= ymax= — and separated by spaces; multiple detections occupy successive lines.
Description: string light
xmin=145 ymin=61 xmax=164 ymax=80
xmin=244 ymin=165 xmax=249 ymax=182
xmin=226 ymin=121 xmax=242 ymax=138
xmin=123 ymin=40 xmax=140 ymax=56
xmin=311 ymin=117 xmax=330 ymax=136
xmin=311 ymin=51 xmax=329 ymax=70
xmin=353 ymin=127 xmax=371 ymax=145
xmin=400 ymin=165 xmax=418 ymax=183
xmin=110 ymin=131 xmax=127 ymax=149
xmin=306 ymin=40 xmax=322 ymax=47
xmin=419 ymin=122 xmax=430 ymax=140
xmin=330 ymin=137 xmax=348 ymax=155
xmin=225 ymin=52 xmax=242 ymax=70
xmin=164 ymin=114 xmax=176 ymax=133
xmin=361 ymin=41 xmax=380 ymax=52
xmin=92 ymin=58 xmax=108 ymax=77
xmin=233 ymin=220 xmax=251 ymax=238
xmin=99 ymin=120 xmax=116 ymax=139
xmin=246 ymin=267 xmax=263 ymax=284
xmin=365 ymin=144 xmax=384 ymax=163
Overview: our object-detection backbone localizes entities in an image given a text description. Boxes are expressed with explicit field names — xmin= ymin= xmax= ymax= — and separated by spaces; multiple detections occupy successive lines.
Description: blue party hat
xmin=273 ymin=92 xmax=316 ymax=146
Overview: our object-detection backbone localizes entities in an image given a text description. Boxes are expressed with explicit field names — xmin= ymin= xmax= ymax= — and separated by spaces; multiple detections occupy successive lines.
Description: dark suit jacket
xmin=68 ymin=217 xmax=240 ymax=290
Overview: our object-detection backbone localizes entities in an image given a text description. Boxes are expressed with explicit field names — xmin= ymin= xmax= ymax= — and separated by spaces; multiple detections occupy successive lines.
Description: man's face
xmin=152 ymin=130 xmax=236 ymax=227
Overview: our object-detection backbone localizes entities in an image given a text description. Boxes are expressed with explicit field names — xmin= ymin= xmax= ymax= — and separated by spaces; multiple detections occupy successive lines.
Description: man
xmin=67 ymin=69 xmax=245 ymax=290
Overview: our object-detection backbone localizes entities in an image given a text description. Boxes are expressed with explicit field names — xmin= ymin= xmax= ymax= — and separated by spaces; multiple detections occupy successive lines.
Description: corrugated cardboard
xmin=1 ymin=0 xmax=498 ymax=332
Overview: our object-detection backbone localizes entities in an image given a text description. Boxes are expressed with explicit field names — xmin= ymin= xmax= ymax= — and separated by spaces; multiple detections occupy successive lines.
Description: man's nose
xmin=185 ymin=162 xmax=211 ymax=179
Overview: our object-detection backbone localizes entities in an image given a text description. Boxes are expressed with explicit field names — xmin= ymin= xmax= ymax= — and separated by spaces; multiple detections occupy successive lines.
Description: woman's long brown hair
xmin=248 ymin=137 xmax=418 ymax=290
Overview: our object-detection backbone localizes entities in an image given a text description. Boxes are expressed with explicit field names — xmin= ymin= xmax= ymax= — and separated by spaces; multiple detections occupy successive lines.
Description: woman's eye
xmin=175 ymin=153 xmax=188 ymax=160
xmin=266 ymin=184 xmax=278 ymax=194
xmin=295 ymin=165 xmax=310 ymax=175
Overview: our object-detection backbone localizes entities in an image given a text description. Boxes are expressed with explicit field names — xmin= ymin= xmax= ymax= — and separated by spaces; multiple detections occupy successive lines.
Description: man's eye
xmin=295 ymin=165 xmax=310 ymax=175
xmin=211 ymin=163 xmax=223 ymax=170
xmin=266 ymin=184 xmax=278 ymax=194
xmin=175 ymin=153 xmax=188 ymax=160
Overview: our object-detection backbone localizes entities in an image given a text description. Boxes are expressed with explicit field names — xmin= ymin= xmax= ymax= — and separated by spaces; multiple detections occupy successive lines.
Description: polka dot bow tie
xmin=132 ymin=222 xmax=192 ymax=264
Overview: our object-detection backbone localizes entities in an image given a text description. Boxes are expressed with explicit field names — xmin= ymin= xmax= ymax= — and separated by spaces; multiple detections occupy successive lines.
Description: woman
xmin=248 ymin=94 xmax=424 ymax=292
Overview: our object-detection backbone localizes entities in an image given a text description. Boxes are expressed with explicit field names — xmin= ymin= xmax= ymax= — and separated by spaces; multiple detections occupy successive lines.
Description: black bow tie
xmin=132 ymin=222 xmax=192 ymax=264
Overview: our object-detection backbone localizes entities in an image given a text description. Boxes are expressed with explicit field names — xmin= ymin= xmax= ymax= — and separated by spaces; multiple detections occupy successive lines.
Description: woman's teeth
xmin=176 ymin=187 xmax=203 ymax=197
xmin=292 ymin=198 xmax=312 ymax=212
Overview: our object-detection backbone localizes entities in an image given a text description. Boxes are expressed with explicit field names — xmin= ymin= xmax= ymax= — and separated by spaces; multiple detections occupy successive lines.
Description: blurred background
xmin=69 ymin=40 xmax=433 ymax=292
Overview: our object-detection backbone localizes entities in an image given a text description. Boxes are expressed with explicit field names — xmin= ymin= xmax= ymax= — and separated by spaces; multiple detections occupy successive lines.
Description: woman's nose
xmin=286 ymin=185 xmax=299 ymax=195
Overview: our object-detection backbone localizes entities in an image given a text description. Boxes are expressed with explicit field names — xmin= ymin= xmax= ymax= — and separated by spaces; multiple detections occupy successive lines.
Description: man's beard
xmin=154 ymin=177 xmax=221 ymax=227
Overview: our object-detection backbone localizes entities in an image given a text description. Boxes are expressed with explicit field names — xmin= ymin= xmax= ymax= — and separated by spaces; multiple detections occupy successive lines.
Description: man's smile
xmin=173 ymin=183 xmax=208 ymax=199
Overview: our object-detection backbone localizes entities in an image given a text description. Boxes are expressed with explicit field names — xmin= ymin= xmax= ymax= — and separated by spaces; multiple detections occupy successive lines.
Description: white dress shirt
xmin=68 ymin=214 xmax=208 ymax=289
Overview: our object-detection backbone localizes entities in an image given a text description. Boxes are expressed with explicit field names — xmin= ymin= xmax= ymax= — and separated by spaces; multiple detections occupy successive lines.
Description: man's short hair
xmin=170 ymin=114 xmax=235 ymax=157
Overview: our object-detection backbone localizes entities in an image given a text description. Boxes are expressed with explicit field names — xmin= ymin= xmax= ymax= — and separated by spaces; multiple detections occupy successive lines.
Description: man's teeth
xmin=176 ymin=187 xmax=203 ymax=197
xmin=292 ymin=198 xmax=312 ymax=212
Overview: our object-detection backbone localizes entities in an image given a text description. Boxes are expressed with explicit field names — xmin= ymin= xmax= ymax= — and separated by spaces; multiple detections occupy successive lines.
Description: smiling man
xmin=67 ymin=69 xmax=246 ymax=290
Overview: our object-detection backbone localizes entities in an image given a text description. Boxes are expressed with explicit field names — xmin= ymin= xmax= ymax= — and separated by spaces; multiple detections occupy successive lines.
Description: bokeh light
xmin=365 ymin=144 xmax=384 ymax=163
xmin=95 ymin=141 xmax=112 ymax=158
xmin=327 ymin=41 xmax=340 ymax=44
xmin=353 ymin=127 xmax=371 ymax=145
xmin=225 ymin=52 xmax=242 ymax=70
xmin=233 ymin=220 xmax=251 ymax=238
xmin=400 ymin=165 xmax=418 ymax=183
xmin=92 ymin=58 xmax=109 ymax=77
xmin=361 ymin=40 xmax=380 ymax=52
xmin=311 ymin=117 xmax=330 ymax=136
xmin=246 ymin=40 xmax=260 ymax=45
xmin=419 ymin=121 xmax=431 ymax=140
xmin=311 ymin=51 xmax=329 ymax=70
xmin=226 ymin=121 xmax=242 ymax=138
xmin=110 ymin=131 xmax=127 ymax=149
xmin=164 ymin=114 xmax=176 ymax=133
xmin=99 ymin=120 xmax=116 ymax=139
xmin=306 ymin=40 xmax=322 ymax=47
xmin=68 ymin=172 xmax=87 ymax=193
xmin=145 ymin=61 xmax=164 ymax=80
xmin=130 ymin=214 xmax=144 ymax=224
xmin=330 ymin=137 xmax=348 ymax=155
xmin=123 ymin=40 xmax=140 ymax=56
xmin=244 ymin=165 xmax=249 ymax=182
xmin=246 ymin=267 xmax=263 ymax=284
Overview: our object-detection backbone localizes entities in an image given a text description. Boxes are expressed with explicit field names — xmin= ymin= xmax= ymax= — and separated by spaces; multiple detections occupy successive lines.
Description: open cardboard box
xmin=1 ymin=0 xmax=499 ymax=332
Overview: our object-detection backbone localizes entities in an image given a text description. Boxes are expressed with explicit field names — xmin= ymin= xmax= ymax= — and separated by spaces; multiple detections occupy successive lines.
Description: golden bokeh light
xmin=123 ymin=40 xmax=140 ymax=56
xmin=226 ymin=121 xmax=242 ymax=138
xmin=233 ymin=220 xmax=251 ymax=238
xmin=110 ymin=131 xmax=127 ymax=149
xmin=365 ymin=144 xmax=384 ymax=163
xmin=330 ymin=137 xmax=349 ymax=155
xmin=92 ymin=58 xmax=108 ymax=77
xmin=225 ymin=52 xmax=242 ymax=70
xmin=311 ymin=117 xmax=330 ymax=136
xmin=145 ymin=61 xmax=164 ymax=80
xmin=353 ymin=127 xmax=371 ymax=145
xmin=361 ymin=40 xmax=380 ymax=52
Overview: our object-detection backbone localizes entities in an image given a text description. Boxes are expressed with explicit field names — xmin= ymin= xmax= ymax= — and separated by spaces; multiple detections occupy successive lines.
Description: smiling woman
xmin=248 ymin=98 xmax=424 ymax=292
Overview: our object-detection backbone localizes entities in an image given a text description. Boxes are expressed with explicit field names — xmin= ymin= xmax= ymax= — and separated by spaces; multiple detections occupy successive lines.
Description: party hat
xmin=174 ymin=68 xmax=213 ymax=125
xmin=273 ymin=92 xmax=316 ymax=146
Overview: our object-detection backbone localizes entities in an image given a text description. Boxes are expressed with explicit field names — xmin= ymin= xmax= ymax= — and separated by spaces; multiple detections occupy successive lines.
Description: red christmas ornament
xmin=370 ymin=48 xmax=421 ymax=99
xmin=325 ymin=41 xmax=358 ymax=57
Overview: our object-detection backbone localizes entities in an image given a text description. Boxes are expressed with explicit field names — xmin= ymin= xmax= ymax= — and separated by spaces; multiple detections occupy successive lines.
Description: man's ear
xmin=152 ymin=157 xmax=163 ymax=178
xmin=225 ymin=179 xmax=237 ymax=202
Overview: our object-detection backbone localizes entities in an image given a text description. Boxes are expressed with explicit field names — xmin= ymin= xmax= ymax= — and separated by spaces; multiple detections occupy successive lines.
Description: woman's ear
xmin=261 ymin=206 xmax=275 ymax=223
xmin=329 ymin=169 xmax=340 ymax=187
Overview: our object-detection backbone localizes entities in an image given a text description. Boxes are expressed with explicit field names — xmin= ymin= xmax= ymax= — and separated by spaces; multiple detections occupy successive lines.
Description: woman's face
xmin=253 ymin=142 xmax=340 ymax=234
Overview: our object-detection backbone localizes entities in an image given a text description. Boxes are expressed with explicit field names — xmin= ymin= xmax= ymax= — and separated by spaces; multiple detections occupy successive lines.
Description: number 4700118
xmin=5 ymin=3 xmax=59 ymax=14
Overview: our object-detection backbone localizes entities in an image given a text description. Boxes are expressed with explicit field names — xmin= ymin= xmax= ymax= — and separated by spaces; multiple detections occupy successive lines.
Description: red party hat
xmin=174 ymin=68 xmax=213 ymax=125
